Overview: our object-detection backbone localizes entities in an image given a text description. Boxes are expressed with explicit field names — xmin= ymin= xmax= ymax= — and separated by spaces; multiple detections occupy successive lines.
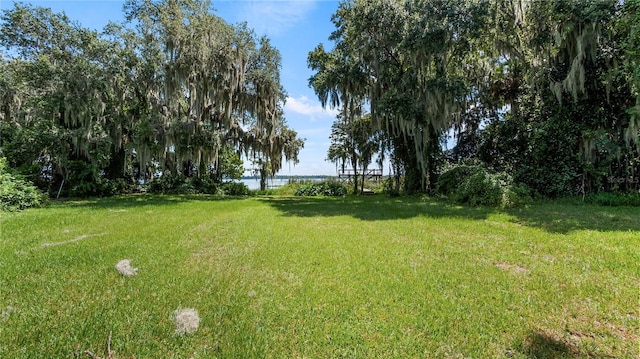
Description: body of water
xmin=238 ymin=177 xmax=331 ymax=190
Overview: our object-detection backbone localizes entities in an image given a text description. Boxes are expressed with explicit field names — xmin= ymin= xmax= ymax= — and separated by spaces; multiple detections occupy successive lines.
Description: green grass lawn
xmin=1 ymin=195 xmax=638 ymax=358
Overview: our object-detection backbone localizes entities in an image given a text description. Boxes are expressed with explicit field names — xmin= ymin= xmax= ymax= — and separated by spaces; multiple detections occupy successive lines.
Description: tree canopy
xmin=309 ymin=0 xmax=639 ymax=196
xmin=0 ymin=0 xmax=303 ymax=196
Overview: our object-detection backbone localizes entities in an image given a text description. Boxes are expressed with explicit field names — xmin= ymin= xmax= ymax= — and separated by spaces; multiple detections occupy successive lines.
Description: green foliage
xmin=0 ymin=2 xmax=296 ymax=197
xmin=502 ymin=182 xmax=534 ymax=209
xmin=436 ymin=163 xmax=484 ymax=197
xmin=437 ymin=163 xmax=531 ymax=208
xmin=0 ymin=157 xmax=46 ymax=211
xmin=312 ymin=0 xmax=639 ymax=197
xmin=246 ymin=123 xmax=305 ymax=191
xmin=383 ymin=176 xmax=401 ymax=197
xmin=456 ymin=169 xmax=503 ymax=207
xmin=146 ymin=175 xmax=192 ymax=194
xmin=294 ymin=181 xmax=347 ymax=197
xmin=217 ymin=181 xmax=249 ymax=196
xmin=145 ymin=175 xmax=248 ymax=196
xmin=65 ymin=161 xmax=118 ymax=198
xmin=327 ymin=113 xmax=382 ymax=194
xmin=310 ymin=0 xmax=491 ymax=192
xmin=215 ymin=146 xmax=245 ymax=181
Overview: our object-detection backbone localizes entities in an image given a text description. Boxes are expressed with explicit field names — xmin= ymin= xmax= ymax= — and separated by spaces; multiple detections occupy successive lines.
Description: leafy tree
xmin=327 ymin=113 xmax=381 ymax=194
xmin=311 ymin=0 xmax=490 ymax=192
xmin=312 ymin=0 xmax=638 ymax=198
xmin=478 ymin=0 xmax=639 ymax=196
xmin=246 ymin=122 xmax=304 ymax=191
xmin=0 ymin=0 xmax=300 ymax=196
xmin=0 ymin=4 xmax=135 ymax=195
xmin=213 ymin=145 xmax=244 ymax=182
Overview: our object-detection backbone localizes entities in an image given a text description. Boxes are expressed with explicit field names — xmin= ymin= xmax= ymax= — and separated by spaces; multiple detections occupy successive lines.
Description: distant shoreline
xmin=240 ymin=175 xmax=335 ymax=180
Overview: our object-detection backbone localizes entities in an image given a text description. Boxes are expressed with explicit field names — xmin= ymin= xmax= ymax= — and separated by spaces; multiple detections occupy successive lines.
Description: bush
xmin=502 ymin=182 xmax=534 ymax=208
xmin=455 ymin=170 xmax=503 ymax=206
xmin=294 ymin=181 xmax=347 ymax=197
xmin=383 ymin=177 xmax=401 ymax=197
xmin=147 ymin=175 xmax=193 ymax=194
xmin=61 ymin=161 xmax=120 ymax=197
xmin=188 ymin=177 xmax=218 ymax=194
xmin=217 ymin=182 xmax=249 ymax=196
xmin=437 ymin=163 xmax=531 ymax=208
xmin=146 ymin=176 xmax=249 ymax=196
xmin=437 ymin=164 xmax=482 ymax=196
xmin=0 ymin=157 xmax=47 ymax=211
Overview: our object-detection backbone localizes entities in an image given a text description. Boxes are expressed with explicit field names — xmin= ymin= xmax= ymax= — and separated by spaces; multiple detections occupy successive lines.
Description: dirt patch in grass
xmin=494 ymin=262 xmax=530 ymax=274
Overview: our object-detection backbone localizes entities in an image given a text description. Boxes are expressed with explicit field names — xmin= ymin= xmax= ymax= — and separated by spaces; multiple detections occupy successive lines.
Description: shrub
xmin=147 ymin=175 xmax=191 ymax=194
xmin=437 ymin=163 xmax=531 ymax=208
xmin=0 ymin=157 xmax=47 ymax=211
xmin=217 ymin=181 xmax=249 ymax=196
xmin=383 ymin=177 xmax=401 ymax=197
xmin=60 ymin=160 xmax=121 ymax=197
xmin=502 ymin=182 xmax=534 ymax=208
xmin=437 ymin=164 xmax=483 ymax=196
xmin=294 ymin=181 xmax=347 ymax=196
xmin=455 ymin=170 xmax=503 ymax=206
xmin=146 ymin=176 xmax=248 ymax=196
xmin=146 ymin=175 xmax=202 ymax=194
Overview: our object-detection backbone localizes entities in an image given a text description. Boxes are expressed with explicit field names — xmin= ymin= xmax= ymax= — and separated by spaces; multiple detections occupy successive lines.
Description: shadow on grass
xmin=51 ymin=194 xmax=241 ymax=209
xmin=515 ymin=331 xmax=616 ymax=359
xmin=261 ymin=195 xmax=494 ymax=221
xmin=264 ymin=195 xmax=640 ymax=233
xmin=506 ymin=202 xmax=640 ymax=234
xmin=518 ymin=331 xmax=578 ymax=358
xmin=52 ymin=194 xmax=639 ymax=234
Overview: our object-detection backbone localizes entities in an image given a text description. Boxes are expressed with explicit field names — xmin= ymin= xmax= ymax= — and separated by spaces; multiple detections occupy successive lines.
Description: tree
xmin=477 ymin=0 xmax=639 ymax=195
xmin=327 ymin=113 xmax=380 ymax=194
xmin=212 ymin=144 xmax=244 ymax=182
xmin=238 ymin=37 xmax=305 ymax=190
xmin=313 ymin=0 xmax=638 ymax=197
xmin=0 ymin=4 xmax=136 ymax=195
xmin=246 ymin=122 xmax=304 ymax=191
xmin=1 ymin=0 xmax=300 ymax=195
xmin=310 ymin=0 xmax=490 ymax=192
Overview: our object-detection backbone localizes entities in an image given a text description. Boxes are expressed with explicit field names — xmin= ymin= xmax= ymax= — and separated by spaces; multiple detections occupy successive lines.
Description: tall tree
xmin=310 ymin=0 xmax=490 ymax=191
xmin=0 ymin=4 xmax=136 ymax=195
xmin=327 ymin=113 xmax=380 ymax=194
xmin=1 ymin=0 xmax=301 ymax=195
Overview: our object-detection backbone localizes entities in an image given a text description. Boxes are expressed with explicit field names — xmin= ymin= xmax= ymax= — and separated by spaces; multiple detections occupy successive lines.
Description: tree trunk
xmin=361 ymin=165 xmax=367 ymax=194
xmin=165 ymin=153 xmax=177 ymax=177
xmin=351 ymin=155 xmax=358 ymax=194
xmin=259 ymin=166 xmax=268 ymax=191
xmin=105 ymin=147 xmax=126 ymax=180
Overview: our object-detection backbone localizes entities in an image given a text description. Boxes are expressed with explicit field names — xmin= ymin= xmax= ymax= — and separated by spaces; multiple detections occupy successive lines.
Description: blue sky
xmin=0 ymin=0 xmax=343 ymax=175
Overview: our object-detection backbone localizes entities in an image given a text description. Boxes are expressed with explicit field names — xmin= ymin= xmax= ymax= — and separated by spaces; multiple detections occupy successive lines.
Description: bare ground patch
xmin=494 ymin=261 xmax=530 ymax=274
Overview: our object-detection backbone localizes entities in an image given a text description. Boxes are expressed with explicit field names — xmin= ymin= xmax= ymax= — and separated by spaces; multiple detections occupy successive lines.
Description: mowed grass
xmin=0 ymin=195 xmax=638 ymax=358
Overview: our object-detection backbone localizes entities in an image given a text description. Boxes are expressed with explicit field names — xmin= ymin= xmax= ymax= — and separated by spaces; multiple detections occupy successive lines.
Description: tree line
xmin=0 ymin=0 xmax=304 ymax=197
xmin=311 ymin=0 xmax=639 ymax=198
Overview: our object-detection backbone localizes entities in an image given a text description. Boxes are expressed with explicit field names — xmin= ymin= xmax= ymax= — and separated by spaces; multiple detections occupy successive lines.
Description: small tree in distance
xmin=327 ymin=113 xmax=381 ymax=194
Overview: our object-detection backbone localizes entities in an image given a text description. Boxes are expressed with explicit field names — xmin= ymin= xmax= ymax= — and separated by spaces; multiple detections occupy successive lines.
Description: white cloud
xmin=296 ymin=127 xmax=331 ymax=137
xmin=237 ymin=1 xmax=318 ymax=36
xmin=285 ymin=95 xmax=339 ymax=119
